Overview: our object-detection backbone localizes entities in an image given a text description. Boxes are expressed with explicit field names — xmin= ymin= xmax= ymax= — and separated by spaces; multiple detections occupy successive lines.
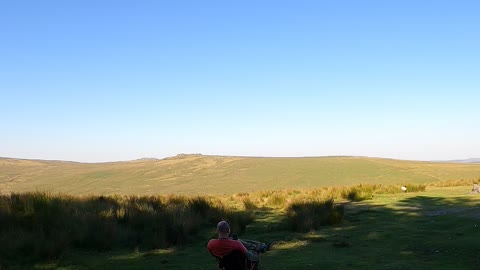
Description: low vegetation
xmin=284 ymin=198 xmax=345 ymax=232
xmin=0 ymin=182 xmax=426 ymax=265
xmin=0 ymin=193 xmax=254 ymax=265
xmin=1 ymin=178 xmax=478 ymax=268
xmin=427 ymin=177 xmax=480 ymax=187
xmin=233 ymin=182 xmax=427 ymax=210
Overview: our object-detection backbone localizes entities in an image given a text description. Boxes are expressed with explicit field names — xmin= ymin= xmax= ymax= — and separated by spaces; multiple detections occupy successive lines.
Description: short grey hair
xmin=217 ymin=221 xmax=230 ymax=233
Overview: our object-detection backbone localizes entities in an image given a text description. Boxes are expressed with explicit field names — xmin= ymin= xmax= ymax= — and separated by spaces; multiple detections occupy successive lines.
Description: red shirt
xmin=207 ymin=238 xmax=248 ymax=258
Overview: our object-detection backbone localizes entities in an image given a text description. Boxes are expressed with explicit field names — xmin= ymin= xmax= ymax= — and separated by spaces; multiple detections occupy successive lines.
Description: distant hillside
xmin=1 ymin=155 xmax=480 ymax=195
xmin=444 ymin=158 xmax=480 ymax=163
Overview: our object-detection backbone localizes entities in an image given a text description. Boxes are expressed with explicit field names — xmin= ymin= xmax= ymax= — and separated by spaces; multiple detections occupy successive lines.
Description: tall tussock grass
xmin=0 ymin=180 xmax=439 ymax=265
xmin=283 ymin=198 xmax=344 ymax=232
xmin=341 ymin=185 xmax=374 ymax=201
xmin=234 ymin=183 xmax=427 ymax=209
xmin=427 ymin=178 xmax=480 ymax=187
xmin=0 ymin=192 xmax=254 ymax=264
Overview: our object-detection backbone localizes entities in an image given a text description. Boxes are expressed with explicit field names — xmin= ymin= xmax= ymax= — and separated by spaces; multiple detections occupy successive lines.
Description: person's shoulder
xmin=207 ymin=239 xmax=217 ymax=250
xmin=207 ymin=239 xmax=218 ymax=245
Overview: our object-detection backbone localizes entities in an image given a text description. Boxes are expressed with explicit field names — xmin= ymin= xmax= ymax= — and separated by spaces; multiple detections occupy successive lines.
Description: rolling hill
xmin=1 ymin=155 xmax=480 ymax=195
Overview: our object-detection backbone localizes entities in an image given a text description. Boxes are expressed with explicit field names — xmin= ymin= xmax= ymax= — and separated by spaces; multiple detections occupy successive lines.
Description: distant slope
xmin=1 ymin=155 xmax=480 ymax=195
xmin=444 ymin=158 xmax=480 ymax=163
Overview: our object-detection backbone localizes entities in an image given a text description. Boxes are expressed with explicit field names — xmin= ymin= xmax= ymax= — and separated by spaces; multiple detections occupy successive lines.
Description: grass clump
xmin=404 ymin=183 xmax=426 ymax=192
xmin=341 ymin=185 xmax=374 ymax=201
xmin=283 ymin=199 xmax=344 ymax=232
xmin=242 ymin=197 xmax=258 ymax=210
xmin=268 ymin=193 xmax=287 ymax=207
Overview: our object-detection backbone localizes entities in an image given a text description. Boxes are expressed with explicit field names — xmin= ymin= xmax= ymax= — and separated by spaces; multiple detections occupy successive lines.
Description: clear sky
xmin=1 ymin=1 xmax=479 ymax=162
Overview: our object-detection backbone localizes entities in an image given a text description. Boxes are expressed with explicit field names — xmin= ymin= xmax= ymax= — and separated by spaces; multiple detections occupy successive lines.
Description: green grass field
xmin=2 ymin=155 xmax=480 ymax=195
xmin=1 ymin=155 xmax=480 ymax=269
xmin=26 ymin=186 xmax=480 ymax=270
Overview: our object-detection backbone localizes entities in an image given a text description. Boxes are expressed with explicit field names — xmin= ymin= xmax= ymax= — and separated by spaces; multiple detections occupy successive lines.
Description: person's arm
xmin=233 ymin=240 xmax=248 ymax=253
xmin=233 ymin=240 xmax=257 ymax=261
xmin=245 ymin=251 xmax=256 ymax=261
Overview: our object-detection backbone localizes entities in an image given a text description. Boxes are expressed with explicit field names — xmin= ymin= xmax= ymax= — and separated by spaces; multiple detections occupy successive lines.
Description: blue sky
xmin=1 ymin=1 xmax=479 ymax=162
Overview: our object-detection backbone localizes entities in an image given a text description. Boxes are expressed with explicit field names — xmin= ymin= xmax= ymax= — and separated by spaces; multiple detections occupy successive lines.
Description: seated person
xmin=207 ymin=220 xmax=272 ymax=269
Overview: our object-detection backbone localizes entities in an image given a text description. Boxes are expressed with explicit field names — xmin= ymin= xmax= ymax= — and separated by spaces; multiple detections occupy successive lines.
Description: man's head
xmin=216 ymin=220 xmax=230 ymax=237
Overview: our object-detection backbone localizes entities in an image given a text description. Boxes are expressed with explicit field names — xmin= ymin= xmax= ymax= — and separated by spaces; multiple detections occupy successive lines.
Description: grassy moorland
xmin=1 ymin=155 xmax=479 ymax=269
xmin=1 ymin=155 xmax=480 ymax=195
xmin=1 ymin=182 xmax=479 ymax=269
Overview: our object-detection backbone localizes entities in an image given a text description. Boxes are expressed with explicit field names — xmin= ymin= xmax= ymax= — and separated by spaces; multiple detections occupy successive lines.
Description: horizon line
xmin=1 ymin=154 xmax=479 ymax=164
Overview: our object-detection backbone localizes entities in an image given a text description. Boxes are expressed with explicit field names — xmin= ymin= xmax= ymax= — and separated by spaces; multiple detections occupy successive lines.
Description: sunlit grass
xmin=2 ymin=155 xmax=480 ymax=196
xmin=272 ymin=240 xmax=309 ymax=250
